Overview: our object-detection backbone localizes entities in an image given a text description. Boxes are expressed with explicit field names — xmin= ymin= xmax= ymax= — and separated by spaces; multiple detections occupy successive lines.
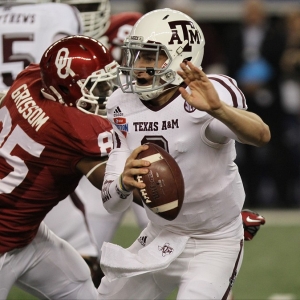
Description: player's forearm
xmin=101 ymin=176 xmax=133 ymax=213
xmin=101 ymin=148 xmax=134 ymax=213
xmin=209 ymin=102 xmax=271 ymax=147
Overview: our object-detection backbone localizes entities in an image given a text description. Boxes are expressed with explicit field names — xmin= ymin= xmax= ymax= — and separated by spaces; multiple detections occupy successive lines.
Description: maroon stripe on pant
xmin=222 ymin=239 xmax=244 ymax=300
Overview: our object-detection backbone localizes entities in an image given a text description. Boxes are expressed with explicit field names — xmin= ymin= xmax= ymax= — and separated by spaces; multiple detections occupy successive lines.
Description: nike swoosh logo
xmin=246 ymin=216 xmax=260 ymax=223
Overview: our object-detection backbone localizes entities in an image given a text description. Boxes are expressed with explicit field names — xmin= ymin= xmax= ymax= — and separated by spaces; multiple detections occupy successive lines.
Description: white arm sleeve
xmin=101 ymin=113 xmax=135 ymax=213
xmin=206 ymin=118 xmax=242 ymax=144
xmin=101 ymin=148 xmax=133 ymax=214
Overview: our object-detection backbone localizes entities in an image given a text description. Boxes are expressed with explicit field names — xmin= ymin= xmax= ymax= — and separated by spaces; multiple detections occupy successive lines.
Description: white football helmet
xmin=56 ymin=0 xmax=111 ymax=41
xmin=119 ymin=8 xmax=205 ymax=100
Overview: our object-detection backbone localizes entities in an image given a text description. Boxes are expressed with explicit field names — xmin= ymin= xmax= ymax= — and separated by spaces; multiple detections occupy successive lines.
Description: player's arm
xmin=76 ymin=156 xmax=144 ymax=209
xmin=178 ymin=61 xmax=271 ymax=147
xmin=209 ymin=104 xmax=270 ymax=146
xmin=76 ymin=157 xmax=107 ymax=189
xmin=101 ymin=144 xmax=150 ymax=214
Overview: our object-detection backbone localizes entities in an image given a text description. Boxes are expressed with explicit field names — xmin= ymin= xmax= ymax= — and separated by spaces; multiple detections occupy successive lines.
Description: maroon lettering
xmin=133 ymin=122 xmax=159 ymax=131
xmin=168 ymin=20 xmax=201 ymax=51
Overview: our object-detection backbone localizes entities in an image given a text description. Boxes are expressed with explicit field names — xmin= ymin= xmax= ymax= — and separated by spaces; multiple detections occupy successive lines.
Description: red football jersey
xmin=105 ymin=12 xmax=142 ymax=63
xmin=0 ymin=64 xmax=113 ymax=253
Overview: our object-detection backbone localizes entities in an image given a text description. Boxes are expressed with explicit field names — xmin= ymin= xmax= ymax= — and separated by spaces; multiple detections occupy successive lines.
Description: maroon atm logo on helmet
xmin=168 ymin=20 xmax=201 ymax=51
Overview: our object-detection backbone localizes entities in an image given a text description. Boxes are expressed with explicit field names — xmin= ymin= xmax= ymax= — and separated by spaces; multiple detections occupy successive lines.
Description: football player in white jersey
xmin=98 ymin=8 xmax=270 ymax=300
xmin=0 ymin=0 xmax=83 ymax=92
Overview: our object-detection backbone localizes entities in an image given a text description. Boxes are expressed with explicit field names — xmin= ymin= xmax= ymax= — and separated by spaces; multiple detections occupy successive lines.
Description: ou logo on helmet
xmin=55 ymin=48 xmax=72 ymax=79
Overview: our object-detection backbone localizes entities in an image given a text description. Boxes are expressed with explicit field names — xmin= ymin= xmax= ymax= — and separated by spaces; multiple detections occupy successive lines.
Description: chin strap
xmin=135 ymin=84 xmax=164 ymax=101
xmin=161 ymin=85 xmax=178 ymax=94
xmin=41 ymin=88 xmax=57 ymax=102
xmin=137 ymin=84 xmax=178 ymax=101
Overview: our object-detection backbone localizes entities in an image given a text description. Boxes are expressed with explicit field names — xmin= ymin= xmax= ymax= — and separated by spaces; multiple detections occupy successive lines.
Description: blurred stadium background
xmin=110 ymin=0 xmax=300 ymax=20
xmin=5 ymin=0 xmax=300 ymax=299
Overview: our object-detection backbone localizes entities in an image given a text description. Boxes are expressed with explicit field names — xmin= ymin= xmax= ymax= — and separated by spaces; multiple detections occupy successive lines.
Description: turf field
xmin=7 ymin=210 xmax=300 ymax=300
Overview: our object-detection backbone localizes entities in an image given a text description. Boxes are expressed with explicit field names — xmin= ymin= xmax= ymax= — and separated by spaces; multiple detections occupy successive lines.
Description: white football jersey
xmin=105 ymin=74 xmax=247 ymax=237
xmin=0 ymin=2 xmax=82 ymax=91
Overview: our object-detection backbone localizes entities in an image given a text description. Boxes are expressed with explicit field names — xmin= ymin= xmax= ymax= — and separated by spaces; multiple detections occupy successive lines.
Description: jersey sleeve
xmin=208 ymin=74 xmax=247 ymax=110
xmin=202 ymin=74 xmax=249 ymax=144
xmin=69 ymin=114 xmax=113 ymax=158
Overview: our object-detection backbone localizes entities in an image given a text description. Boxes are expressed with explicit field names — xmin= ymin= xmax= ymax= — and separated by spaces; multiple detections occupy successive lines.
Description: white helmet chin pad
xmin=134 ymin=84 xmax=164 ymax=101
xmin=118 ymin=8 xmax=205 ymax=100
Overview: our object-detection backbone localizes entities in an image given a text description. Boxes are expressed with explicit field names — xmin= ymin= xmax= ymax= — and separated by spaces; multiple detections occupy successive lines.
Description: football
xmin=135 ymin=143 xmax=184 ymax=221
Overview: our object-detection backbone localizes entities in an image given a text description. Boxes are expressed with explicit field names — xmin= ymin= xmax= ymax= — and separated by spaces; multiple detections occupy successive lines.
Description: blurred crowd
xmin=142 ymin=0 xmax=300 ymax=209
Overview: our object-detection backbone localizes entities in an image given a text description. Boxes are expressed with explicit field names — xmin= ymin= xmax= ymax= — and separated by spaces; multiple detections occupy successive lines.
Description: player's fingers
xmin=179 ymin=62 xmax=194 ymax=77
xmin=177 ymin=69 xmax=187 ymax=79
xmin=178 ymin=87 xmax=191 ymax=102
xmin=186 ymin=61 xmax=203 ymax=73
xmin=129 ymin=145 xmax=151 ymax=175
xmin=186 ymin=62 xmax=208 ymax=81
xmin=122 ymin=170 xmax=146 ymax=190
xmin=123 ymin=147 xmax=150 ymax=189
xmin=258 ymin=215 xmax=266 ymax=224
xmin=179 ymin=61 xmax=205 ymax=84
xmin=177 ymin=70 xmax=191 ymax=84
xmin=123 ymin=145 xmax=150 ymax=177
xmin=180 ymin=61 xmax=191 ymax=71
xmin=130 ymin=145 xmax=149 ymax=161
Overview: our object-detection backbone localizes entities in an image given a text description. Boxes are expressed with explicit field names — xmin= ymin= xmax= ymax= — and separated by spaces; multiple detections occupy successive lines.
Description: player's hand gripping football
xmin=121 ymin=144 xmax=150 ymax=192
xmin=241 ymin=209 xmax=266 ymax=241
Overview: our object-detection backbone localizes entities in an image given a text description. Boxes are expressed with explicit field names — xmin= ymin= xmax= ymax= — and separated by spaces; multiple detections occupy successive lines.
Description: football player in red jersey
xmin=104 ymin=11 xmax=144 ymax=64
xmin=43 ymin=1 xmax=148 ymax=287
xmin=97 ymin=8 xmax=270 ymax=300
xmin=0 ymin=35 xmax=119 ymax=299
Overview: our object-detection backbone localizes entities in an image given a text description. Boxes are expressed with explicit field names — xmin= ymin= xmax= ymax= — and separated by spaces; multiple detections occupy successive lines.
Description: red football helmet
xmin=40 ymin=35 xmax=119 ymax=116
xmin=106 ymin=12 xmax=142 ymax=63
